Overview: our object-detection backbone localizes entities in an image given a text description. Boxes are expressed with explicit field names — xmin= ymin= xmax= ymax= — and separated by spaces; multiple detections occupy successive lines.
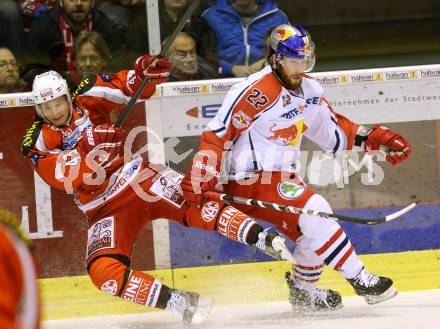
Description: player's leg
xmin=298 ymin=194 xmax=397 ymax=305
xmin=147 ymin=168 xmax=294 ymax=262
xmin=88 ymin=256 xmax=212 ymax=325
xmin=286 ymin=235 xmax=342 ymax=310
xmin=85 ymin=191 xmax=211 ymax=325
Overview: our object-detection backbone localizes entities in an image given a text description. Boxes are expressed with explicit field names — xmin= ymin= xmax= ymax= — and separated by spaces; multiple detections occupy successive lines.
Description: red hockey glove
xmin=19 ymin=0 xmax=49 ymax=17
xmin=181 ymin=151 xmax=220 ymax=207
xmin=77 ymin=124 xmax=126 ymax=166
xmin=365 ymin=125 xmax=412 ymax=165
xmin=134 ymin=54 xmax=170 ymax=85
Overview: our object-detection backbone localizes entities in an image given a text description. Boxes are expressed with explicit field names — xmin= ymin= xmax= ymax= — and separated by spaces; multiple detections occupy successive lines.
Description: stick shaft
xmin=205 ymin=191 xmax=415 ymax=226
xmin=115 ymin=0 xmax=200 ymax=127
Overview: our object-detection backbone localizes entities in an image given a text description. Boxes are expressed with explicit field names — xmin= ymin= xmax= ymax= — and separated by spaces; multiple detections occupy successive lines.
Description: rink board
xmin=168 ymin=203 xmax=440 ymax=268
xmin=39 ymin=249 xmax=440 ymax=320
xmin=1 ymin=64 xmax=439 ymax=278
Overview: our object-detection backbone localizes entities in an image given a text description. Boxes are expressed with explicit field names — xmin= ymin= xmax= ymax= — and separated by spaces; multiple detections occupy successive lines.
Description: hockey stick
xmin=205 ymin=191 xmax=417 ymax=225
xmin=115 ymin=0 xmax=200 ymax=127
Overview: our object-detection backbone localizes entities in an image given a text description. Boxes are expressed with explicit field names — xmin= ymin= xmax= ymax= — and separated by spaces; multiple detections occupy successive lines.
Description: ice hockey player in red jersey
xmin=20 ymin=55 xmax=294 ymax=325
xmin=0 ymin=209 xmax=40 ymax=329
xmin=182 ymin=24 xmax=412 ymax=310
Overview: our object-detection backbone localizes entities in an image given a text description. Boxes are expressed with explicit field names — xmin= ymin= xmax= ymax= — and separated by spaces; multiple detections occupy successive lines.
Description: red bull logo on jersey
xmin=266 ymin=119 xmax=305 ymax=146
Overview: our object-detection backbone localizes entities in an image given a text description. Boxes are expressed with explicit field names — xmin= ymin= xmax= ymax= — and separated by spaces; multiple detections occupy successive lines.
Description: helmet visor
xmin=279 ymin=53 xmax=316 ymax=73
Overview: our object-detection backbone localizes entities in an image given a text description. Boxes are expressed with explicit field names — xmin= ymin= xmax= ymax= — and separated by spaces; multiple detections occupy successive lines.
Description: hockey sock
xmin=88 ymin=256 xmax=164 ymax=307
xmin=215 ymin=206 xmax=257 ymax=244
xmin=314 ymin=227 xmax=364 ymax=279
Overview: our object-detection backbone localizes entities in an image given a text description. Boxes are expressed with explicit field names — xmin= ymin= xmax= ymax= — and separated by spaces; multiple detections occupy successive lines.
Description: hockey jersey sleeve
xmin=303 ymin=96 xmax=362 ymax=152
xmin=72 ymin=71 xmax=158 ymax=124
xmin=21 ymin=121 xmax=100 ymax=193
xmin=202 ymin=72 xmax=283 ymax=158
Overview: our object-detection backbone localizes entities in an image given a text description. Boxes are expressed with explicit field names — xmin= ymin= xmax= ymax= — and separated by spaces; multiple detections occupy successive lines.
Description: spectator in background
xmin=201 ymin=0 xmax=289 ymax=77
xmin=0 ymin=209 xmax=40 ymax=329
xmin=167 ymin=32 xmax=220 ymax=81
xmin=71 ymin=31 xmax=111 ymax=83
xmin=0 ymin=1 xmax=27 ymax=60
xmin=128 ymin=0 xmax=191 ymax=53
xmin=0 ymin=48 xmax=29 ymax=93
xmin=96 ymin=0 xmax=144 ymax=30
xmin=27 ymin=0 xmax=125 ymax=73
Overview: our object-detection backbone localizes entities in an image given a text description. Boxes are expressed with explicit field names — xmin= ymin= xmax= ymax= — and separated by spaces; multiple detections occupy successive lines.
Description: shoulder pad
xmin=21 ymin=120 xmax=44 ymax=156
xmin=71 ymin=75 xmax=97 ymax=99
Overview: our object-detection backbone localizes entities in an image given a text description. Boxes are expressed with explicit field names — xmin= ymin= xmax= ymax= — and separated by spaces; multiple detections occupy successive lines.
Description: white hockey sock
xmin=294 ymin=263 xmax=324 ymax=285
xmin=314 ymin=227 xmax=364 ymax=279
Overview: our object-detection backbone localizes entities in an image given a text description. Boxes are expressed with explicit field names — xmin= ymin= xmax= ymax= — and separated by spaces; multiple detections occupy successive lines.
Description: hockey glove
xmin=77 ymin=124 xmax=126 ymax=166
xmin=134 ymin=54 xmax=170 ymax=85
xmin=19 ymin=0 xmax=49 ymax=17
xmin=365 ymin=125 xmax=412 ymax=165
xmin=181 ymin=151 xmax=220 ymax=207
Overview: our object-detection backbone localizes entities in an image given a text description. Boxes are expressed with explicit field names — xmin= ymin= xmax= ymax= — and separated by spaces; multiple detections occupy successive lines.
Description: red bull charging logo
xmin=266 ymin=120 xmax=305 ymax=146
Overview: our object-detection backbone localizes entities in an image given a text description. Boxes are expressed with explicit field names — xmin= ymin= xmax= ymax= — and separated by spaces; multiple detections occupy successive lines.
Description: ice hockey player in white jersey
xmin=182 ymin=24 xmax=412 ymax=310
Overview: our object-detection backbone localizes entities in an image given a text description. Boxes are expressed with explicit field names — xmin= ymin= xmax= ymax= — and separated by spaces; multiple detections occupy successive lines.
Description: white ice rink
xmin=43 ymin=289 xmax=440 ymax=329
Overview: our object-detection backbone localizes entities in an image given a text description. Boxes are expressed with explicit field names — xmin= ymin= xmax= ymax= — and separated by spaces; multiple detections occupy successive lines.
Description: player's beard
xmin=277 ymin=69 xmax=303 ymax=91
xmin=283 ymin=73 xmax=303 ymax=91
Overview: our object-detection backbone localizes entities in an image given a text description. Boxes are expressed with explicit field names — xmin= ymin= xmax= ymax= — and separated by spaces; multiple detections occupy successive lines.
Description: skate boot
xmin=347 ymin=267 xmax=397 ymax=305
xmin=255 ymin=228 xmax=295 ymax=262
xmin=165 ymin=289 xmax=213 ymax=325
xmin=286 ymin=271 xmax=343 ymax=311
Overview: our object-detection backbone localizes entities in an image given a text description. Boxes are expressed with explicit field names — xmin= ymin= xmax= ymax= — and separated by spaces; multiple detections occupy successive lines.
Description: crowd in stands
xmin=0 ymin=0 xmax=291 ymax=94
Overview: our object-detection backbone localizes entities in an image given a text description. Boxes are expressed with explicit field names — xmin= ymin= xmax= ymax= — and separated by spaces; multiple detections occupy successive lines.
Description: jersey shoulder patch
xmin=71 ymin=75 xmax=97 ymax=99
xmin=21 ymin=120 xmax=44 ymax=156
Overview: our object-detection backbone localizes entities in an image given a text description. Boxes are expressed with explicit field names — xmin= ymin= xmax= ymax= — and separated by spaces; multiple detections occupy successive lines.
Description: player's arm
xmin=20 ymin=121 xmax=124 ymax=192
xmin=76 ymin=55 xmax=170 ymax=103
xmin=305 ymin=96 xmax=411 ymax=165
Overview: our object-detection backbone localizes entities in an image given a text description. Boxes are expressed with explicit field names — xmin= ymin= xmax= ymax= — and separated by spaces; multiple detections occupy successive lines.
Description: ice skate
xmin=255 ymin=228 xmax=295 ymax=262
xmin=165 ymin=289 xmax=213 ymax=325
xmin=285 ymin=271 xmax=343 ymax=311
xmin=347 ymin=267 xmax=397 ymax=305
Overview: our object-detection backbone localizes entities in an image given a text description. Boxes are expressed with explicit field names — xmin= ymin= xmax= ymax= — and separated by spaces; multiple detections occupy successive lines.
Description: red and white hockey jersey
xmin=201 ymin=65 xmax=361 ymax=178
xmin=21 ymin=71 xmax=156 ymax=214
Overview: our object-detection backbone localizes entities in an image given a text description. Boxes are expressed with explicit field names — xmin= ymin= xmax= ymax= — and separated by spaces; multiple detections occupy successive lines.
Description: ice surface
xmin=43 ymin=289 xmax=440 ymax=329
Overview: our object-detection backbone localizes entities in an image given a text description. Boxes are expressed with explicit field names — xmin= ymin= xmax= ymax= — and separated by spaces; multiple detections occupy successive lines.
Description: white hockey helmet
xmin=32 ymin=70 xmax=72 ymax=122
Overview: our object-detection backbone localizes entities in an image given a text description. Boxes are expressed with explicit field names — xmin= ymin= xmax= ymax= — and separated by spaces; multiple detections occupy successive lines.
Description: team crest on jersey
xmin=277 ymin=181 xmax=305 ymax=200
xmin=201 ymin=201 xmax=220 ymax=222
xmin=232 ymin=111 xmax=251 ymax=129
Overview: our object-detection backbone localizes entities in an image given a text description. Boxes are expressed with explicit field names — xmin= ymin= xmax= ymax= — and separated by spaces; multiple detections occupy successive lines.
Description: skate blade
xmin=191 ymin=296 xmax=213 ymax=325
xmin=364 ymin=287 xmax=398 ymax=305
xmin=290 ymin=301 xmax=344 ymax=313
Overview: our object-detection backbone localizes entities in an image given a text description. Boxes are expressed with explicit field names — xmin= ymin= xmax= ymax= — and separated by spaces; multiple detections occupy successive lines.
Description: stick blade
xmin=384 ymin=202 xmax=417 ymax=222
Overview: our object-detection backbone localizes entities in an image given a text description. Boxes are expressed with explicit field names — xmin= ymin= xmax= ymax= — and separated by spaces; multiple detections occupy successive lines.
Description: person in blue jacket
xmin=202 ymin=0 xmax=289 ymax=77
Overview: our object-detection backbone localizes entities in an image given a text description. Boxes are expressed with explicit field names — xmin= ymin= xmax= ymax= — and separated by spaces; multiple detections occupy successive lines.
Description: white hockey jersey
xmin=204 ymin=65 xmax=352 ymax=179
